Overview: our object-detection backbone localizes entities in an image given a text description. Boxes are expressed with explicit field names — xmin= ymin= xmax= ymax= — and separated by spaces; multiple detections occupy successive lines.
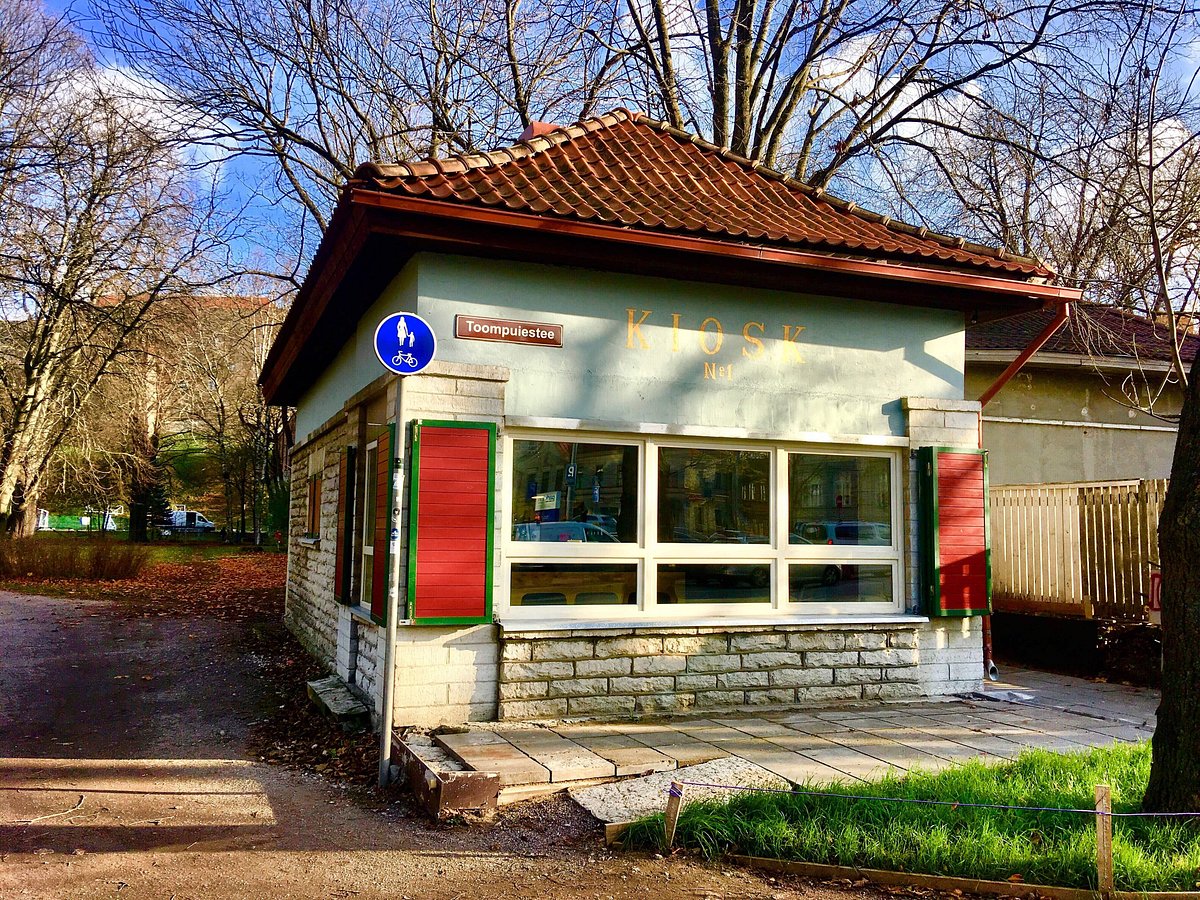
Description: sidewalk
xmin=428 ymin=669 xmax=1158 ymax=810
xmin=982 ymin=664 xmax=1158 ymax=725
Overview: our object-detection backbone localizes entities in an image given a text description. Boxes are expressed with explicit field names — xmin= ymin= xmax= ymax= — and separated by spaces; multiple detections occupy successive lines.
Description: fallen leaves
xmin=13 ymin=550 xmax=287 ymax=621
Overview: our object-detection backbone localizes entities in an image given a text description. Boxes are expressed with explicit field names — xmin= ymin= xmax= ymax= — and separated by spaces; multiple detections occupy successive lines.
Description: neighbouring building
xmin=260 ymin=110 xmax=1079 ymax=727
xmin=967 ymin=302 xmax=1198 ymax=485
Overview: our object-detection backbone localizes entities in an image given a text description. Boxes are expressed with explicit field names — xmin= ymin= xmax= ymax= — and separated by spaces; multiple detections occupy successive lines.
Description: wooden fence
xmin=990 ymin=479 xmax=1168 ymax=621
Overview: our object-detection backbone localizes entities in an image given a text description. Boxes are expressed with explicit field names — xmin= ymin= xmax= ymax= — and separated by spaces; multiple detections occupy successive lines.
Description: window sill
xmin=348 ymin=604 xmax=377 ymax=625
xmin=299 ymin=536 xmax=320 ymax=548
xmin=497 ymin=613 xmax=930 ymax=634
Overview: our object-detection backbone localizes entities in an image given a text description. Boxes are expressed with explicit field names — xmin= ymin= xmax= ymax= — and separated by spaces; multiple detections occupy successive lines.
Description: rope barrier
xmin=668 ymin=780 xmax=1200 ymax=818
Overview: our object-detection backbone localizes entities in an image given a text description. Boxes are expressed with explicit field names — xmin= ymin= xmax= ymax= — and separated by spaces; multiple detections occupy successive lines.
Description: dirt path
xmin=0 ymin=587 xmax=892 ymax=900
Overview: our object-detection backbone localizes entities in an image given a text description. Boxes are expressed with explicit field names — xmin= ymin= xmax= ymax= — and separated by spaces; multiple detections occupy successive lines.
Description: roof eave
xmin=966 ymin=348 xmax=1180 ymax=375
xmin=261 ymin=188 xmax=1081 ymax=406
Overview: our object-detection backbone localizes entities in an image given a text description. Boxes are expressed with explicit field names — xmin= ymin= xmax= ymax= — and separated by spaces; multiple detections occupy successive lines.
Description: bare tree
xmin=0 ymin=0 xmax=231 ymax=535
xmin=169 ymin=295 xmax=288 ymax=541
xmin=93 ymin=0 xmax=624 ymax=278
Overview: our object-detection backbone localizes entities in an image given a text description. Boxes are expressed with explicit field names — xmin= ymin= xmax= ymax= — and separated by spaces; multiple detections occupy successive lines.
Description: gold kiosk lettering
xmin=626 ymin=308 xmax=652 ymax=349
xmin=742 ymin=321 xmax=765 ymax=358
xmin=699 ymin=317 xmax=724 ymax=355
xmin=704 ymin=362 xmax=734 ymax=381
xmin=781 ymin=324 xmax=806 ymax=362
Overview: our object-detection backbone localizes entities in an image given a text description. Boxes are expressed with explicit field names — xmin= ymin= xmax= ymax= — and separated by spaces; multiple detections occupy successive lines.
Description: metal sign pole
xmin=378 ymin=374 xmax=409 ymax=788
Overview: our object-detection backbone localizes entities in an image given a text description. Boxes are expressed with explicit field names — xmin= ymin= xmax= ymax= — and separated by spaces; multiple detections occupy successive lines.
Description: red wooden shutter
xmin=407 ymin=421 xmax=496 ymax=625
xmin=333 ymin=447 xmax=356 ymax=604
xmin=370 ymin=425 xmax=394 ymax=624
xmin=918 ymin=447 xmax=990 ymax=616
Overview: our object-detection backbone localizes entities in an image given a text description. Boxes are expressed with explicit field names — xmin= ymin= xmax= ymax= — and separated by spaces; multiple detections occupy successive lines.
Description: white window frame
xmin=359 ymin=439 xmax=379 ymax=610
xmin=498 ymin=428 xmax=905 ymax=622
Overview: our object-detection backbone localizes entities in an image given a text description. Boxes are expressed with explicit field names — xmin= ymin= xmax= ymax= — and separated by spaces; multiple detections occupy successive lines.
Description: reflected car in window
xmin=707 ymin=528 xmax=770 ymax=544
xmin=513 ymin=521 xmax=620 ymax=543
xmin=792 ymin=521 xmax=891 ymax=546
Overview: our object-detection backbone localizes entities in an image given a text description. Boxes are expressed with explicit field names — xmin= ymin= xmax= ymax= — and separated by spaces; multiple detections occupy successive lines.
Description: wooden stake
xmin=664 ymin=781 xmax=686 ymax=848
xmin=1096 ymin=783 xmax=1114 ymax=898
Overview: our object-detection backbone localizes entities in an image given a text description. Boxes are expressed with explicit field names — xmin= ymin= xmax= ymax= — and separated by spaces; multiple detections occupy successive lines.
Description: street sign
xmin=374 ymin=312 xmax=436 ymax=375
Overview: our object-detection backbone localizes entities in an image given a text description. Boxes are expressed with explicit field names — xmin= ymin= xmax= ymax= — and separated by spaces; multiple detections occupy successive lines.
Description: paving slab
xmin=812 ymin=730 xmax=945 ymax=773
xmin=306 ymin=675 xmax=371 ymax=729
xmin=711 ymin=717 xmax=800 ymax=738
xmin=861 ymin=721 xmax=990 ymax=762
xmin=447 ymin=669 xmax=1157 ymax=798
xmin=736 ymin=749 xmax=844 ymax=784
xmin=575 ymin=736 xmax=677 ymax=776
xmin=898 ymin=717 xmax=1024 ymax=760
xmin=496 ymin=729 xmax=616 ymax=782
xmin=435 ymin=733 xmax=551 ymax=786
xmin=982 ymin=665 xmax=1158 ymax=725
xmin=569 ymin=757 xmax=788 ymax=824
xmin=622 ymin=728 xmax=728 ymax=767
xmin=793 ymin=741 xmax=896 ymax=780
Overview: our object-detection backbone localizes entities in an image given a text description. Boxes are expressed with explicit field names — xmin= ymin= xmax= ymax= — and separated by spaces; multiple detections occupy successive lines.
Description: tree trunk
xmin=1144 ymin=351 xmax=1200 ymax=812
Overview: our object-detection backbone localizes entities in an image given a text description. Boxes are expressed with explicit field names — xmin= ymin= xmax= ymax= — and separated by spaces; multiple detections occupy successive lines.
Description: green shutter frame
xmin=407 ymin=419 xmax=496 ymax=626
xmin=369 ymin=423 xmax=397 ymax=626
xmin=918 ymin=446 xmax=992 ymax=618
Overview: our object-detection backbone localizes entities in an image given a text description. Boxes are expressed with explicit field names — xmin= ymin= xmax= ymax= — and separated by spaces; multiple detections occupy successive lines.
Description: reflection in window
xmin=658 ymin=448 xmax=770 ymax=544
xmin=789 ymin=564 xmax=892 ymax=603
xmin=657 ymin=563 xmax=771 ymax=604
xmin=789 ymin=454 xmax=891 ymax=547
xmin=511 ymin=440 xmax=637 ymax=542
xmin=510 ymin=563 xmax=637 ymax=606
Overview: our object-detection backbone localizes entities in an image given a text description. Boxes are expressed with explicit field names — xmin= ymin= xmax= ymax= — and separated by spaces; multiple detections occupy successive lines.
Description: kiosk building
xmin=260 ymin=110 xmax=1079 ymax=725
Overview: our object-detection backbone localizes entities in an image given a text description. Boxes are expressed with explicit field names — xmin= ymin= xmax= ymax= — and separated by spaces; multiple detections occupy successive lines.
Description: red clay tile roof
xmin=352 ymin=109 xmax=1051 ymax=280
xmin=968 ymin=302 xmax=1199 ymax=364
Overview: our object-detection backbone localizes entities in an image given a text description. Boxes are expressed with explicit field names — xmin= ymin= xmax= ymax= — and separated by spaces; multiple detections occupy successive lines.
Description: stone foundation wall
xmin=285 ymin=421 xmax=351 ymax=671
xmin=498 ymin=620 xmax=976 ymax=720
xmin=391 ymin=624 xmax=500 ymax=725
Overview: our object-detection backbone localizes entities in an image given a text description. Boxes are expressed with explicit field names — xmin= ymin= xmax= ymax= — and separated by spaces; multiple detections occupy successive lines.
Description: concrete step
xmin=306 ymin=675 xmax=371 ymax=731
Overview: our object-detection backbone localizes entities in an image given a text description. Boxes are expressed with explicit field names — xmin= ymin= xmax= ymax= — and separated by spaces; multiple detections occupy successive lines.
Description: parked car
xmin=584 ymin=513 xmax=618 ymax=533
xmin=707 ymin=528 xmax=769 ymax=543
xmin=792 ymin=521 xmax=891 ymax=546
xmin=513 ymin=521 xmax=619 ymax=543
xmin=158 ymin=509 xmax=216 ymax=536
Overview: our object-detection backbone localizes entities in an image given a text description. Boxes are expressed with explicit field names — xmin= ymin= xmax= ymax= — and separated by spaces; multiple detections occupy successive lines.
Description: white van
xmin=159 ymin=509 xmax=217 ymax=535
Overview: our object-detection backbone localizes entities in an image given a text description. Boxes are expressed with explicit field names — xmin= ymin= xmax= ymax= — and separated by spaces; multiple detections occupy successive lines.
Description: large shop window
xmin=503 ymin=434 xmax=904 ymax=619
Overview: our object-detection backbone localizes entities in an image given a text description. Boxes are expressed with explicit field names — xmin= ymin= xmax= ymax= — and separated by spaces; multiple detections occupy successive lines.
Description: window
xmin=360 ymin=440 xmax=379 ymax=607
xmin=789 ymin=453 xmax=891 ymax=547
xmin=507 ymin=438 xmax=640 ymax=609
xmin=502 ymin=433 xmax=904 ymax=619
xmin=305 ymin=450 xmax=324 ymax=539
xmin=658 ymin=447 xmax=770 ymax=544
xmin=511 ymin=439 xmax=638 ymax=542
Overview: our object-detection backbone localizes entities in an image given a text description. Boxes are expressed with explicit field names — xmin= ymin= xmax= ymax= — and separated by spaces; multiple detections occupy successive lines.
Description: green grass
xmin=624 ymin=742 xmax=1200 ymax=892
xmin=144 ymin=541 xmax=247 ymax=565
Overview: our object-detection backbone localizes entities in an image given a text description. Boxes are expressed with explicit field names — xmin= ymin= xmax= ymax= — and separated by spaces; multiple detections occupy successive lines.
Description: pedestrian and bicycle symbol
xmin=374 ymin=312 xmax=436 ymax=375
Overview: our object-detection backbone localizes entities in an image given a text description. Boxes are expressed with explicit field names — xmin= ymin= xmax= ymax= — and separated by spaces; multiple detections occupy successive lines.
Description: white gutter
xmin=982 ymin=414 xmax=1177 ymax=433
xmin=967 ymin=349 xmax=1178 ymax=375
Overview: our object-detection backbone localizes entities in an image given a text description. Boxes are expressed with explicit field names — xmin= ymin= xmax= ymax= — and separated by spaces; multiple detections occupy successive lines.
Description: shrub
xmin=0 ymin=536 xmax=151 ymax=580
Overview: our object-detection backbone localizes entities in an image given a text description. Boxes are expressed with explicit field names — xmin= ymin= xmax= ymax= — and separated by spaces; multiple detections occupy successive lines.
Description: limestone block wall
xmin=390 ymin=624 xmax=500 ymax=725
xmin=497 ymin=624 xmax=934 ymax=720
xmin=917 ymin=617 xmax=983 ymax=695
xmin=285 ymin=419 xmax=352 ymax=671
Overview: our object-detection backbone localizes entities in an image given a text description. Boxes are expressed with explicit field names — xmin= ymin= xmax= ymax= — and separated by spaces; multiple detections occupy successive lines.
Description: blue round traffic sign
xmin=374 ymin=312 xmax=436 ymax=375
